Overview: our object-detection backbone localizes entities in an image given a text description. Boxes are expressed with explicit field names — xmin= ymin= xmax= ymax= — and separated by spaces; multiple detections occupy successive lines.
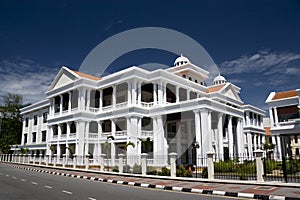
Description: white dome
xmin=213 ymin=75 xmax=226 ymax=85
xmin=174 ymin=54 xmax=190 ymax=66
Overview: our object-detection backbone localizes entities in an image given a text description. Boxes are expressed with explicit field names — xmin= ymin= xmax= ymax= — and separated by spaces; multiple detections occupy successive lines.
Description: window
xmin=24 ymin=134 xmax=27 ymax=144
xmin=182 ymin=74 xmax=186 ymax=78
xmin=296 ymin=148 xmax=300 ymax=156
xmin=295 ymin=135 xmax=298 ymax=144
xmin=33 ymin=115 xmax=38 ymax=125
xmin=195 ymin=80 xmax=198 ymax=83
xmin=188 ymin=77 xmax=192 ymax=81
xmin=41 ymin=131 xmax=47 ymax=142
xmin=43 ymin=112 xmax=48 ymax=123
xmin=25 ymin=118 xmax=29 ymax=127
xmin=32 ymin=132 xmax=36 ymax=143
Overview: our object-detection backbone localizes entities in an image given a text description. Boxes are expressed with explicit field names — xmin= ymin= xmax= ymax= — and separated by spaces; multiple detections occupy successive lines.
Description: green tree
xmin=263 ymin=142 xmax=276 ymax=160
xmin=0 ymin=93 xmax=25 ymax=153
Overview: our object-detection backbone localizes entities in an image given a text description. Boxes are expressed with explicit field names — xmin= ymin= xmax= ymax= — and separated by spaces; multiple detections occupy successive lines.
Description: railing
xmin=69 ymin=132 xmax=76 ymax=138
xmin=141 ymin=131 xmax=153 ymax=137
xmin=60 ymin=134 xmax=67 ymax=139
xmin=52 ymin=135 xmax=58 ymax=139
xmin=102 ymin=105 xmax=112 ymax=111
xmin=116 ymin=102 xmax=128 ymax=108
xmin=89 ymin=107 xmax=99 ymax=113
xmin=115 ymin=131 xmax=127 ymax=137
xmin=88 ymin=133 xmax=98 ymax=139
xmin=141 ymin=102 xmax=154 ymax=108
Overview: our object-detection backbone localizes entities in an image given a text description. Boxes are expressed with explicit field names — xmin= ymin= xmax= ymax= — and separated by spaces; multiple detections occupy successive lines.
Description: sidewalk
xmin=3 ymin=162 xmax=300 ymax=200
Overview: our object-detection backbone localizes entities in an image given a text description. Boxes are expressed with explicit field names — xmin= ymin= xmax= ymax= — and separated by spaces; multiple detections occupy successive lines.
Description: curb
xmin=7 ymin=163 xmax=300 ymax=200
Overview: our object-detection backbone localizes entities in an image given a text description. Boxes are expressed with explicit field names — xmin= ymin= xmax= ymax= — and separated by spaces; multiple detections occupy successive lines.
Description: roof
xmin=72 ymin=70 xmax=101 ymax=81
xmin=206 ymin=84 xmax=225 ymax=93
xmin=272 ymin=90 xmax=298 ymax=100
xmin=265 ymin=127 xmax=272 ymax=136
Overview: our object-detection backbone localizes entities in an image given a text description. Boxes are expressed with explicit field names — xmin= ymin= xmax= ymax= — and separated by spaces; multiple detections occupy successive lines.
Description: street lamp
xmin=192 ymin=141 xmax=200 ymax=178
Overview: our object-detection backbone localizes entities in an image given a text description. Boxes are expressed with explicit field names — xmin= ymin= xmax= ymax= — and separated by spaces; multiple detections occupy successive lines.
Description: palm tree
xmin=138 ymin=137 xmax=153 ymax=154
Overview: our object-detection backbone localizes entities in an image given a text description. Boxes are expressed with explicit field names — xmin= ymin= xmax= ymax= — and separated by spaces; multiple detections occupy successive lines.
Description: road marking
xmin=45 ymin=185 xmax=52 ymax=189
xmin=31 ymin=182 xmax=38 ymax=185
xmin=62 ymin=190 xmax=72 ymax=195
xmin=5 ymin=174 xmax=9 ymax=177
xmin=12 ymin=176 xmax=17 ymax=179
xmin=88 ymin=198 xmax=96 ymax=200
xmin=21 ymin=179 xmax=26 ymax=182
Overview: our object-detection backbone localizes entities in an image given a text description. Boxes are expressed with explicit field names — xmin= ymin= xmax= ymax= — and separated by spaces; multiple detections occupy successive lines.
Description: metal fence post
xmin=169 ymin=152 xmax=177 ymax=178
xmin=207 ymin=151 xmax=215 ymax=181
xmin=254 ymin=149 xmax=264 ymax=182
xmin=141 ymin=153 xmax=148 ymax=176
xmin=118 ymin=154 xmax=125 ymax=173
xmin=282 ymin=156 xmax=288 ymax=183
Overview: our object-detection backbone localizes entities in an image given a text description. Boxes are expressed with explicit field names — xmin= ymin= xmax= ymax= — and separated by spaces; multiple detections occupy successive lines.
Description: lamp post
xmin=192 ymin=141 xmax=200 ymax=178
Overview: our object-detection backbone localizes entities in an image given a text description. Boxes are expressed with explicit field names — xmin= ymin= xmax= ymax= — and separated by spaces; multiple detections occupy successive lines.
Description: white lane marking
xmin=12 ymin=176 xmax=17 ymax=179
xmin=88 ymin=198 xmax=96 ymax=200
xmin=21 ymin=179 xmax=26 ymax=182
xmin=62 ymin=190 xmax=72 ymax=195
xmin=5 ymin=174 xmax=9 ymax=177
xmin=45 ymin=185 xmax=52 ymax=189
xmin=31 ymin=182 xmax=38 ymax=185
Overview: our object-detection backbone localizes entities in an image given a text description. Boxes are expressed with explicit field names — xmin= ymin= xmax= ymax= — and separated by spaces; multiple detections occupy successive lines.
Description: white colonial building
xmin=266 ymin=89 xmax=300 ymax=158
xmin=19 ymin=55 xmax=265 ymax=166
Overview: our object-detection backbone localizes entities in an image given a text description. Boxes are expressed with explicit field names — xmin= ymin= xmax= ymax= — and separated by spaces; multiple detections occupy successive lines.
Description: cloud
xmin=220 ymin=49 xmax=300 ymax=75
xmin=0 ymin=57 xmax=59 ymax=104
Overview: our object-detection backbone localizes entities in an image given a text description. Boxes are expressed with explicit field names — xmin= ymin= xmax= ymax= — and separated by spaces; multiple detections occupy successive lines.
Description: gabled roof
xmin=272 ymin=90 xmax=298 ymax=100
xmin=71 ymin=70 xmax=101 ymax=81
xmin=206 ymin=84 xmax=225 ymax=93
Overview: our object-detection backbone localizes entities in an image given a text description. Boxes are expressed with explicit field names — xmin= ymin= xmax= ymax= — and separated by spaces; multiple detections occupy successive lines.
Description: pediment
xmin=223 ymin=85 xmax=241 ymax=101
xmin=48 ymin=67 xmax=78 ymax=91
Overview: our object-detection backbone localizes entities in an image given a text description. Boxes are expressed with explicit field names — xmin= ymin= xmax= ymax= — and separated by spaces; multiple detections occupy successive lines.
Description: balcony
xmin=141 ymin=102 xmax=154 ymax=108
xmin=141 ymin=131 xmax=153 ymax=137
xmin=88 ymin=133 xmax=98 ymax=139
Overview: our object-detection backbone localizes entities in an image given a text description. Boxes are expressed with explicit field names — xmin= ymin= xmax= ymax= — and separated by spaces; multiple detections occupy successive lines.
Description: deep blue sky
xmin=0 ymin=0 xmax=300 ymax=112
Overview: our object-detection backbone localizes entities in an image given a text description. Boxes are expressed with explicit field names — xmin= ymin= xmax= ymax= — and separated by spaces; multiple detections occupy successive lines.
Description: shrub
xmin=147 ymin=166 xmax=158 ymax=175
xmin=112 ymin=166 xmax=119 ymax=172
xmin=158 ymin=167 xmax=170 ymax=176
xmin=133 ymin=164 xmax=142 ymax=174
xmin=202 ymin=167 xmax=208 ymax=178
xmin=176 ymin=165 xmax=193 ymax=177
xmin=123 ymin=165 xmax=131 ymax=173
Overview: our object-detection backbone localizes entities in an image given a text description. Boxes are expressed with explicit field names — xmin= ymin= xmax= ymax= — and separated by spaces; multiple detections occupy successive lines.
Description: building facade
xmin=19 ymin=55 xmax=265 ymax=166
xmin=266 ymin=89 xmax=300 ymax=158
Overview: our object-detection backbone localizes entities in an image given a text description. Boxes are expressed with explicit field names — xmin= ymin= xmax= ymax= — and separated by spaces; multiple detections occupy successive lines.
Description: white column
xmin=153 ymin=116 xmax=167 ymax=166
xmin=79 ymin=88 xmax=86 ymax=111
xmin=99 ymin=89 xmax=103 ymax=111
xmin=269 ymin=107 xmax=274 ymax=127
xmin=127 ymin=82 xmax=131 ymax=105
xmin=187 ymin=120 xmax=193 ymax=164
xmin=97 ymin=121 xmax=102 ymax=155
xmin=247 ymin=133 xmax=253 ymax=157
xmin=153 ymin=83 xmax=157 ymax=105
xmin=157 ymin=81 xmax=163 ymax=104
xmin=200 ymin=109 xmax=211 ymax=156
xmin=194 ymin=110 xmax=202 ymax=165
xmin=132 ymin=80 xmax=137 ymax=105
xmin=59 ymin=95 xmax=63 ymax=115
xmin=258 ymin=134 xmax=262 ymax=149
xmin=276 ymin=136 xmax=282 ymax=159
xmin=86 ymin=89 xmax=91 ymax=110
xmin=253 ymin=134 xmax=257 ymax=150
xmin=68 ymin=91 xmax=72 ymax=113
xmin=85 ymin=122 xmax=90 ymax=155
xmin=274 ymin=107 xmax=279 ymax=125
xmin=217 ymin=113 xmax=224 ymax=158
xmin=246 ymin=112 xmax=250 ymax=126
xmin=187 ymin=90 xmax=190 ymax=100
xmin=111 ymin=119 xmax=116 ymax=165
xmin=176 ymin=86 xmax=179 ymax=103
xmin=163 ymin=83 xmax=167 ymax=103
xmin=236 ymin=118 xmax=244 ymax=155
xmin=228 ymin=116 xmax=234 ymax=156
xmin=176 ymin=124 xmax=181 ymax=164
xmin=138 ymin=82 xmax=142 ymax=105
xmin=112 ymin=85 xmax=116 ymax=108
xmin=76 ymin=121 xmax=85 ymax=159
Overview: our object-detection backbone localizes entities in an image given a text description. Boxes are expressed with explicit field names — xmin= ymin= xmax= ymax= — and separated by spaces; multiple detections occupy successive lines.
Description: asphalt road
xmin=0 ymin=163 xmax=249 ymax=200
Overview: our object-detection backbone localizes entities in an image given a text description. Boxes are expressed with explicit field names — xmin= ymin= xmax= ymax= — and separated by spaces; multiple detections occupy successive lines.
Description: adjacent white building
xmin=19 ymin=55 xmax=265 ymax=166
xmin=266 ymin=89 xmax=300 ymax=158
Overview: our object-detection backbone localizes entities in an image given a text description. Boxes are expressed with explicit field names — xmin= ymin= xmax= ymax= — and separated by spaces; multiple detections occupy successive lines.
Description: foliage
xmin=20 ymin=147 xmax=29 ymax=154
xmin=132 ymin=164 xmax=142 ymax=174
xmin=202 ymin=167 xmax=208 ymax=178
xmin=0 ymin=93 xmax=25 ymax=153
xmin=125 ymin=141 xmax=135 ymax=149
xmin=158 ymin=166 xmax=170 ymax=176
xmin=286 ymin=158 xmax=300 ymax=174
xmin=214 ymin=159 xmax=256 ymax=177
xmin=112 ymin=166 xmax=119 ymax=172
xmin=176 ymin=165 xmax=193 ymax=177
xmin=147 ymin=166 xmax=158 ymax=175
xmin=139 ymin=137 xmax=153 ymax=153
xmin=123 ymin=165 xmax=131 ymax=173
